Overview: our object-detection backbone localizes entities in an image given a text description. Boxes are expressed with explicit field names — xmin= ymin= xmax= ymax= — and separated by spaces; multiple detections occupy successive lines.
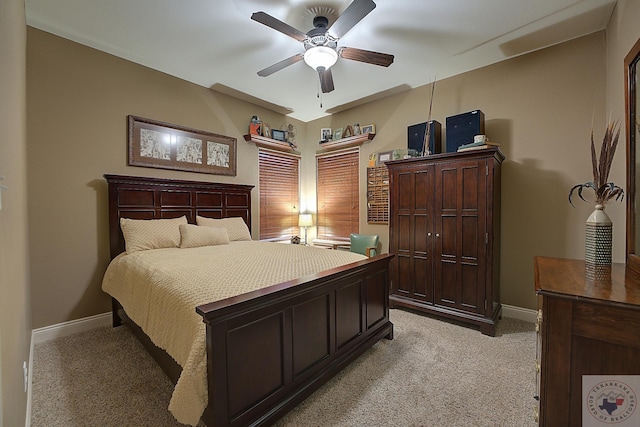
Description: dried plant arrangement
xmin=568 ymin=119 xmax=625 ymax=206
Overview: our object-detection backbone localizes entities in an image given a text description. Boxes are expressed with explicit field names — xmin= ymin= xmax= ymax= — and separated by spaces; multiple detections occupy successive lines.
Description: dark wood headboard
xmin=104 ymin=174 xmax=254 ymax=259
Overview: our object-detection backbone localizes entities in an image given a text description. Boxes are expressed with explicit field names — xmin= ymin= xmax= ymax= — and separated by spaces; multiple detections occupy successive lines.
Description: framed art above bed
xmin=127 ymin=115 xmax=237 ymax=176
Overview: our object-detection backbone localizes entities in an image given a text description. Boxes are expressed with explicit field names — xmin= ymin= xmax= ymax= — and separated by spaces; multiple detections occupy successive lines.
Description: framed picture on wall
xmin=127 ymin=115 xmax=237 ymax=176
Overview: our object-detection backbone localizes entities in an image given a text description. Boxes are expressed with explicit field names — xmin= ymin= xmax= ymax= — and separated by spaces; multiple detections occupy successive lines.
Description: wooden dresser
xmin=534 ymin=256 xmax=640 ymax=426
xmin=386 ymin=148 xmax=503 ymax=336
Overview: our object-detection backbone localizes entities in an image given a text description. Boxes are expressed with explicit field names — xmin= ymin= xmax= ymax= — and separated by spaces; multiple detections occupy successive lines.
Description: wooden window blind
xmin=259 ymin=149 xmax=300 ymax=240
xmin=316 ymin=148 xmax=359 ymax=240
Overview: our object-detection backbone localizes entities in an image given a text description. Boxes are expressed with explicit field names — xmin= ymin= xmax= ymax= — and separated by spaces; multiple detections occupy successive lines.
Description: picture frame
xmin=333 ymin=127 xmax=343 ymax=140
xmin=362 ymin=124 xmax=376 ymax=134
xmin=377 ymin=150 xmax=393 ymax=164
xmin=271 ymin=129 xmax=287 ymax=142
xmin=321 ymin=128 xmax=332 ymax=141
xmin=127 ymin=115 xmax=237 ymax=176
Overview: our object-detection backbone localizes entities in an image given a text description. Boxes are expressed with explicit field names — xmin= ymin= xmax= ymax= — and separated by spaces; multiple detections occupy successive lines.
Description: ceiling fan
xmin=251 ymin=0 xmax=394 ymax=93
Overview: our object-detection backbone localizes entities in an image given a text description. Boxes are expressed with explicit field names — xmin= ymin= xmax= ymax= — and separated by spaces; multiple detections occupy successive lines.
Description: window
xmin=259 ymin=149 xmax=300 ymax=240
xmin=316 ymin=148 xmax=359 ymax=240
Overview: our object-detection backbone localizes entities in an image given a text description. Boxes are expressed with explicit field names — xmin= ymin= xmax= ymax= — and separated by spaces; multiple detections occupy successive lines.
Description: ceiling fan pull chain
xmin=317 ymin=83 xmax=323 ymax=108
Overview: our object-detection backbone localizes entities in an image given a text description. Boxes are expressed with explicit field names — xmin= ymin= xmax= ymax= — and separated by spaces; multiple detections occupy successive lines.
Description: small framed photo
xmin=377 ymin=150 xmax=393 ymax=163
xmin=262 ymin=122 xmax=271 ymax=138
xmin=320 ymin=128 xmax=332 ymax=141
xmin=362 ymin=124 xmax=376 ymax=134
xmin=333 ymin=127 xmax=343 ymax=140
xmin=271 ymin=129 xmax=287 ymax=141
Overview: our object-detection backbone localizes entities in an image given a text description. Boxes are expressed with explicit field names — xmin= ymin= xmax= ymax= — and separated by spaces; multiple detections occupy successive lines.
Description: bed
xmin=102 ymin=174 xmax=394 ymax=426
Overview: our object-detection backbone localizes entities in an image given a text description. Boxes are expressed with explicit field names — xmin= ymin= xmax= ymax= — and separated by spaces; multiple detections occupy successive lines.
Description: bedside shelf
xmin=317 ymin=133 xmax=375 ymax=152
xmin=244 ymin=134 xmax=298 ymax=153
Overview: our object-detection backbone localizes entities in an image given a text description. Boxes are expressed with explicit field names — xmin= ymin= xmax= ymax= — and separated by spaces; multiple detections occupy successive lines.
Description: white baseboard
xmin=501 ymin=304 xmax=537 ymax=323
xmin=27 ymin=312 xmax=112 ymax=426
xmin=26 ymin=333 xmax=33 ymax=427
xmin=31 ymin=312 xmax=112 ymax=344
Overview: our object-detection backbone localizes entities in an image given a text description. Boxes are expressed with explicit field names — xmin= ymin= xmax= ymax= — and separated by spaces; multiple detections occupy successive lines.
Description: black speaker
xmin=408 ymin=120 xmax=441 ymax=155
xmin=445 ymin=110 xmax=485 ymax=153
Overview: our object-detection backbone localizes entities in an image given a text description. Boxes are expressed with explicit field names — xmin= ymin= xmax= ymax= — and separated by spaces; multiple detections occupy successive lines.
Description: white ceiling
xmin=26 ymin=0 xmax=616 ymax=122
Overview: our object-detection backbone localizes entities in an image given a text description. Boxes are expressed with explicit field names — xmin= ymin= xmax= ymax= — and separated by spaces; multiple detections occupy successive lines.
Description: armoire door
xmin=390 ymin=165 xmax=434 ymax=303
xmin=433 ymin=159 xmax=487 ymax=314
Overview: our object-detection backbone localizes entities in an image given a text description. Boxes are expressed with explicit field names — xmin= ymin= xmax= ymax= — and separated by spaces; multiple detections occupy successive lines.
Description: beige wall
xmin=308 ymin=32 xmax=612 ymax=310
xmin=26 ymin=1 xmax=640 ymax=331
xmin=26 ymin=27 xmax=299 ymax=328
xmin=606 ymin=0 xmax=640 ymax=123
xmin=606 ymin=0 xmax=640 ymax=253
xmin=0 ymin=0 xmax=31 ymax=425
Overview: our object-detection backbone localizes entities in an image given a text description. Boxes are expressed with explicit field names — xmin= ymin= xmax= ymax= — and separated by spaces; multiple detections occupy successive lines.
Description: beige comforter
xmin=101 ymin=241 xmax=366 ymax=426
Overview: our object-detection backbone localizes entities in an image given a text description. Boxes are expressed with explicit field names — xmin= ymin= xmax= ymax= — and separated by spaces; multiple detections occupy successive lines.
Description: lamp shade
xmin=303 ymin=46 xmax=338 ymax=70
xmin=298 ymin=213 xmax=313 ymax=227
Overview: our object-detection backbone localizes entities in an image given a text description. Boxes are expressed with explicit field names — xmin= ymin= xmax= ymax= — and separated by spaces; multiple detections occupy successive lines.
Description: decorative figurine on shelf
xmin=249 ymin=115 xmax=262 ymax=136
xmin=281 ymin=122 xmax=297 ymax=145
xmin=353 ymin=123 xmax=361 ymax=135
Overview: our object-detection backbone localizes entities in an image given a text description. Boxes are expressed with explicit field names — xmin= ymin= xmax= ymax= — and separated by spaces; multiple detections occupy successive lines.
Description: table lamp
xmin=298 ymin=213 xmax=313 ymax=245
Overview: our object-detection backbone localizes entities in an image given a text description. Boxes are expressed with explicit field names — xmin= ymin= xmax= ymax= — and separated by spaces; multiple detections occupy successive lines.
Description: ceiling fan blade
xmin=251 ymin=12 xmax=307 ymax=42
xmin=339 ymin=47 xmax=394 ymax=67
xmin=328 ymin=0 xmax=376 ymax=39
xmin=318 ymin=67 xmax=335 ymax=93
xmin=257 ymin=53 xmax=304 ymax=77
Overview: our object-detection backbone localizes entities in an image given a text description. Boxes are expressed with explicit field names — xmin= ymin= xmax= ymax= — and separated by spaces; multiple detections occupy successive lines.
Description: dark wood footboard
xmin=196 ymin=253 xmax=394 ymax=427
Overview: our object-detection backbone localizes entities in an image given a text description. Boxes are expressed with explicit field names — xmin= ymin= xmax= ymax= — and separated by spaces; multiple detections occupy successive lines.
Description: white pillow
xmin=196 ymin=216 xmax=252 ymax=241
xmin=179 ymin=224 xmax=230 ymax=248
xmin=120 ymin=216 xmax=187 ymax=253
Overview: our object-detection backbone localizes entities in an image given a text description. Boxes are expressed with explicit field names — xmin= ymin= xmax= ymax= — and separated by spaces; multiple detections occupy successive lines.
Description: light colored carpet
xmin=31 ymin=309 xmax=537 ymax=426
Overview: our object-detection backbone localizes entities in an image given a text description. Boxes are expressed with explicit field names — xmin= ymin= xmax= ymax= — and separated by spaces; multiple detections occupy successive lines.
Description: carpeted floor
xmin=31 ymin=309 xmax=538 ymax=426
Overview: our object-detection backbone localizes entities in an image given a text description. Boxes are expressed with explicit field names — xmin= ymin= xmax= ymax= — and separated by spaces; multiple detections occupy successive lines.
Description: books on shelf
xmin=457 ymin=141 xmax=500 ymax=152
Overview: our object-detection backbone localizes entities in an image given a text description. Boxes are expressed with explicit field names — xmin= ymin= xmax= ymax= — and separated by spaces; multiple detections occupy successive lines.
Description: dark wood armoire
xmin=386 ymin=148 xmax=503 ymax=336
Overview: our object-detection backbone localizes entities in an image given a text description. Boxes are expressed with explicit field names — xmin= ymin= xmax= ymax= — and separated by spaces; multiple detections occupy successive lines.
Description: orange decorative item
xmin=249 ymin=115 xmax=261 ymax=135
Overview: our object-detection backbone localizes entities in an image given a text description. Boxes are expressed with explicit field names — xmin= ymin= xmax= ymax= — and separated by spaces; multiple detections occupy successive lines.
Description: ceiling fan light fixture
xmin=304 ymin=46 xmax=338 ymax=70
